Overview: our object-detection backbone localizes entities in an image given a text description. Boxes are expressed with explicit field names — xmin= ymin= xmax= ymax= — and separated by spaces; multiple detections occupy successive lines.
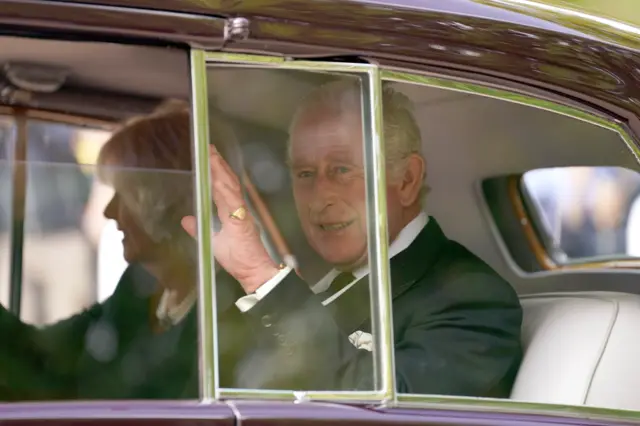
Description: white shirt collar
xmin=158 ymin=212 xmax=429 ymax=324
xmin=155 ymin=286 xmax=197 ymax=329
xmin=313 ymin=212 xmax=429 ymax=294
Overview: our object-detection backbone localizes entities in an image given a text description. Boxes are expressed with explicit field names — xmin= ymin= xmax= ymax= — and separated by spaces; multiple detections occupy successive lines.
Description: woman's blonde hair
xmin=97 ymin=99 xmax=242 ymax=261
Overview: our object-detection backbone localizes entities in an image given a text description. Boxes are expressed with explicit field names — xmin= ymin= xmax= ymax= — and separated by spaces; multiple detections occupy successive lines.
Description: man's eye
xmin=297 ymin=170 xmax=314 ymax=179
xmin=335 ymin=166 xmax=350 ymax=174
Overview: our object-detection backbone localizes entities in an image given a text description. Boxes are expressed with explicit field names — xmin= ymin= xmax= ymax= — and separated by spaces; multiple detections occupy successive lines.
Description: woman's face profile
xmin=104 ymin=191 xmax=158 ymax=264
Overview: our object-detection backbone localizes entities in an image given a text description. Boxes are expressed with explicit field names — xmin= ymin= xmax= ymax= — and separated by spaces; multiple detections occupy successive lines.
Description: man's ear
xmin=398 ymin=153 xmax=425 ymax=207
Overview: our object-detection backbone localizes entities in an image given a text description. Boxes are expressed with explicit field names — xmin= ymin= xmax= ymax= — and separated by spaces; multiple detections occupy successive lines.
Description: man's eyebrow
xmin=326 ymin=151 xmax=359 ymax=163
xmin=289 ymin=161 xmax=311 ymax=169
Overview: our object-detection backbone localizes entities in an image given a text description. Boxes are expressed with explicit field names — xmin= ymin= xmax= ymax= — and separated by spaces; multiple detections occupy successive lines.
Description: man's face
xmin=290 ymin=107 xmax=369 ymax=269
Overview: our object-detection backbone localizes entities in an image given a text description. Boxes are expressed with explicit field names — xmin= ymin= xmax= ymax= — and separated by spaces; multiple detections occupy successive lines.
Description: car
xmin=1 ymin=0 xmax=640 ymax=425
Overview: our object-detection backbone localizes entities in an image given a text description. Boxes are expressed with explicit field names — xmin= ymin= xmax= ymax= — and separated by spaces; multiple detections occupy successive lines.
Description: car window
xmin=10 ymin=120 xmax=114 ymax=325
xmin=74 ymin=128 xmax=128 ymax=303
xmin=0 ymin=36 xmax=198 ymax=402
xmin=0 ymin=115 xmax=15 ymax=306
xmin=207 ymin=65 xmax=383 ymax=393
xmin=522 ymin=166 xmax=640 ymax=264
xmin=378 ymin=70 xmax=640 ymax=406
xmin=380 ymin=77 xmax=526 ymax=399
xmin=0 ymin=118 xmax=124 ymax=315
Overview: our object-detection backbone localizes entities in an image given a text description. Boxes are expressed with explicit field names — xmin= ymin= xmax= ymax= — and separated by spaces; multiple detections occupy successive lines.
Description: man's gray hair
xmin=288 ymin=78 xmax=428 ymax=203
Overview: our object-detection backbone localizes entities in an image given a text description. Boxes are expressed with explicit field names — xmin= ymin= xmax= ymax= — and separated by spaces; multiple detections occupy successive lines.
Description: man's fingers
xmin=182 ymin=215 xmax=226 ymax=240
xmin=210 ymin=151 xmax=241 ymax=191
xmin=181 ymin=215 xmax=197 ymax=238
xmin=217 ymin=153 xmax=241 ymax=188
xmin=209 ymin=149 xmax=245 ymax=220
xmin=211 ymin=179 xmax=234 ymax=218
xmin=214 ymin=181 xmax=248 ymax=225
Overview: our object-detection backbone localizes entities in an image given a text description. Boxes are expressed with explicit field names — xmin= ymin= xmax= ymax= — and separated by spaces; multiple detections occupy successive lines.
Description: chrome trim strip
xmin=220 ymin=388 xmax=387 ymax=402
xmin=395 ymin=394 xmax=640 ymax=422
xmin=205 ymin=51 xmax=394 ymax=403
xmin=190 ymin=49 xmax=219 ymax=402
xmin=361 ymin=66 xmax=396 ymax=403
xmin=205 ymin=52 xmax=372 ymax=73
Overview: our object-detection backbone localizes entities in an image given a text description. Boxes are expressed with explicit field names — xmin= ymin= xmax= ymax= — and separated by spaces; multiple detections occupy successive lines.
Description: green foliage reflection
xmin=533 ymin=0 xmax=640 ymax=28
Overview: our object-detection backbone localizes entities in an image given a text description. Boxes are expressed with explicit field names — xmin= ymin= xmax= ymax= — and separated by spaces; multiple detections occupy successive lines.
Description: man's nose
xmin=310 ymin=173 xmax=339 ymax=208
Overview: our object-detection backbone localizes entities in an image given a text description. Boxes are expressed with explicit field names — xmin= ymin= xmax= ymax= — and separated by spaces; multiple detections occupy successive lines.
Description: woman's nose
xmin=103 ymin=195 xmax=118 ymax=220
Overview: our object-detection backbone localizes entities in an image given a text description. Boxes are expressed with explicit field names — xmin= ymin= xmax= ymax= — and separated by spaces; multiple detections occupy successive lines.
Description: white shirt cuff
xmin=235 ymin=266 xmax=293 ymax=313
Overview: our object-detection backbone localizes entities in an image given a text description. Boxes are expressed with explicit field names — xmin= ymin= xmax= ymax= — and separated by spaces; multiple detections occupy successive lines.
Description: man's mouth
xmin=319 ymin=220 xmax=355 ymax=232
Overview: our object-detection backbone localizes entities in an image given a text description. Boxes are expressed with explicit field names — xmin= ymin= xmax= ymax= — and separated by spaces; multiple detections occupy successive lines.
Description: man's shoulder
xmin=412 ymin=238 xmax=518 ymax=304
xmin=438 ymin=240 xmax=505 ymax=280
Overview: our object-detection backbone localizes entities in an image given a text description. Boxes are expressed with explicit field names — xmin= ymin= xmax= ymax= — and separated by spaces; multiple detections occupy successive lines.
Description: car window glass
xmin=0 ymin=111 xmax=200 ymax=401
xmin=75 ymin=129 xmax=129 ymax=303
xmin=207 ymin=67 xmax=379 ymax=392
xmin=379 ymin=72 xmax=640 ymax=404
xmin=0 ymin=36 xmax=197 ymax=402
xmin=379 ymin=79 xmax=523 ymax=398
xmin=522 ymin=166 xmax=640 ymax=263
xmin=0 ymin=115 xmax=15 ymax=306
xmin=14 ymin=121 xmax=113 ymax=324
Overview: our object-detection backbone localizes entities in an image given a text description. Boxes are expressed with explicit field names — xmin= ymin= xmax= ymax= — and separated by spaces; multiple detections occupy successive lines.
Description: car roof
xmin=56 ymin=0 xmax=640 ymax=45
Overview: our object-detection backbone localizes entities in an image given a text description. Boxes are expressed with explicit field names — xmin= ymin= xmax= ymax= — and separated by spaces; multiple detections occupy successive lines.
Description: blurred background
xmin=524 ymin=166 xmax=640 ymax=265
xmin=0 ymin=118 xmax=118 ymax=325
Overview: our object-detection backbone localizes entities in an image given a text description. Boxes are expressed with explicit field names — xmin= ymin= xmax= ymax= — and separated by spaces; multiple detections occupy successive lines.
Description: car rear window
xmin=522 ymin=166 xmax=640 ymax=264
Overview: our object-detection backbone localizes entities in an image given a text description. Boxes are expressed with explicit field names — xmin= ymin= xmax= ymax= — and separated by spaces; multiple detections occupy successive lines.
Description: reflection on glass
xmin=524 ymin=166 xmax=640 ymax=262
xmin=207 ymin=68 xmax=376 ymax=391
xmin=0 ymin=103 xmax=199 ymax=401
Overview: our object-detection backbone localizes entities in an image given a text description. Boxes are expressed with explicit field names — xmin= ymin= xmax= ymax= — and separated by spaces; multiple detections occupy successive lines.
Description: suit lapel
xmin=329 ymin=217 xmax=449 ymax=333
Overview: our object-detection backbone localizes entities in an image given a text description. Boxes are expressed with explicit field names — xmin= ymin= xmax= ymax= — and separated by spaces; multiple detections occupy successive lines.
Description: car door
xmin=0 ymin=17 xmax=234 ymax=426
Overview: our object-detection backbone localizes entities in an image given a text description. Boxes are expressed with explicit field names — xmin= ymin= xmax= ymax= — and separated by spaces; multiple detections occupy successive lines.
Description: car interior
xmin=1 ymin=34 xmax=640 ymax=410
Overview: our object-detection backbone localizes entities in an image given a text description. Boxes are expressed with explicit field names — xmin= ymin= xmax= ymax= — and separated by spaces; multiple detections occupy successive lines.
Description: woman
xmin=0 ymin=101 xmax=248 ymax=400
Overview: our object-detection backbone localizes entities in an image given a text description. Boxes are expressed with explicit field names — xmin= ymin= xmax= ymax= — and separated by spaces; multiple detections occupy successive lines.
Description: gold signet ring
xmin=229 ymin=206 xmax=247 ymax=221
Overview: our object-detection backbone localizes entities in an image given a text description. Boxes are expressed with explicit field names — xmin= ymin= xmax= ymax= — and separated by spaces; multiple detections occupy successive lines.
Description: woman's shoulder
xmin=96 ymin=263 xmax=158 ymax=323
xmin=47 ymin=263 xmax=156 ymax=336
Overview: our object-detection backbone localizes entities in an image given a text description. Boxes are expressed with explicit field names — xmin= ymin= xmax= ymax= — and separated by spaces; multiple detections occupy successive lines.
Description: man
xmin=182 ymin=79 xmax=523 ymax=396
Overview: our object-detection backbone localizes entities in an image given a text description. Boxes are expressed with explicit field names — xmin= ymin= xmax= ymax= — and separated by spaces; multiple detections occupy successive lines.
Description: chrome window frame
xmin=191 ymin=49 xmax=219 ymax=402
xmin=190 ymin=50 xmax=396 ymax=404
xmin=191 ymin=49 xmax=640 ymax=418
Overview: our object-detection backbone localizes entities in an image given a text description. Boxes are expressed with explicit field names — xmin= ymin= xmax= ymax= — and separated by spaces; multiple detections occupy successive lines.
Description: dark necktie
xmin=326 ymin=271 xmax=356 ymax=298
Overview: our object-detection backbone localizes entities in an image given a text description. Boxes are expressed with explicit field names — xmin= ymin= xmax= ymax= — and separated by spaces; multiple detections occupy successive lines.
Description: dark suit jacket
xmin=0 ymin=265 xmax=200 ymax=400
xmin=0 ymin=262 xmax=251 ymax=400
xmin=232 ymin=217 xmax=523 ymax=397
xmin=0 ymin=217 xmax=521 ymax=400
